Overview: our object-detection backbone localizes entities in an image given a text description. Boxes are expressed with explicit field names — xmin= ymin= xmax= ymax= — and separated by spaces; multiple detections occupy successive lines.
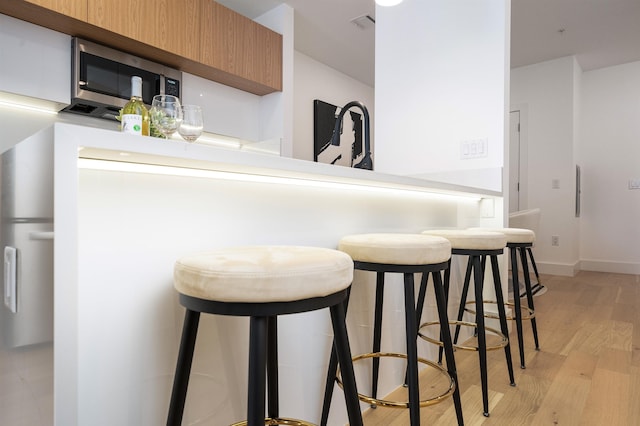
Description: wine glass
xmin=150 ymin=95 xmax=182 ymax=138
xmin=178 ymin=105 xmax=204 ymax=143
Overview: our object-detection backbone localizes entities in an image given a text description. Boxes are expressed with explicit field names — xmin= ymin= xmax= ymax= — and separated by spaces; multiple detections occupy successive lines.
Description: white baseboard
xmin=579 ymin=259 xmax=640 ymax=275
xmin=536 ymin=259 xmax=640 ymax=276
xmin=536 ymin=261 xmax=580 ymax=277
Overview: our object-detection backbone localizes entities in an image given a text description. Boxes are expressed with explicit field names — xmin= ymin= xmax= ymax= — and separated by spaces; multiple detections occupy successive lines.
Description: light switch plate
xmin=629 ymin=179 xmax=640 ymax=190
xmin=460 ymin=138 xmax=488 ymax=159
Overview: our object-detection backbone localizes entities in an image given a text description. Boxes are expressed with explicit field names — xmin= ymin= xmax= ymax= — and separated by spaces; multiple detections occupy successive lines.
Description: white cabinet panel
xmin=0 ymin=14 xmax=70 ymax=104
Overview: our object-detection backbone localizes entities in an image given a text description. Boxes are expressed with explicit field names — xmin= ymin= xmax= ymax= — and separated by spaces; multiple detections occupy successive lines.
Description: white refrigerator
xmin=0 ymin=132 xmax=54 ymax=348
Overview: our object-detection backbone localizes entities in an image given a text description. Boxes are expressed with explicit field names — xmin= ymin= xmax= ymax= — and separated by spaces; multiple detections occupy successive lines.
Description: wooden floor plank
xmin=627 ymin=366 xmax=640 ymax=423
xmin=579 ymin=368 xmax=630 ymax=425
xmin=529 ymin=351 xmax=596 ymax=425
xmin=361 ymin=271 xmax=640 ymax=426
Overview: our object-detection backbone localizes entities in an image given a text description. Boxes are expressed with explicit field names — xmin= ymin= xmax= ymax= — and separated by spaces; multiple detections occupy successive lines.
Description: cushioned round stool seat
xmin=338 ymin=233 xmax=452 ymax=265
xmin=168 ymin=246 xmax=363 ymax=426
xmin=421 ymin=229 xmax=507 ymax=250
xmin=174 ymin=246 xmax=353 ymax=303
xmin=469 ymin=227 xmax=535 ymax=244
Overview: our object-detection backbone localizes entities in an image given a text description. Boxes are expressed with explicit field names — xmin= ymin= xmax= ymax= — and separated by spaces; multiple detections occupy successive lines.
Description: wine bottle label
xmin=121 ymin=114 xmax=143 ymax=135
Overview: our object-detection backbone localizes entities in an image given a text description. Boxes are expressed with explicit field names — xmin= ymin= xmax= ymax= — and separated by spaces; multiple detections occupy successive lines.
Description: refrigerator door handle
xmin=28 ymin=231 xmax=54 ymax=240
xmin=4 ymin=246 xmax=18 ymax=313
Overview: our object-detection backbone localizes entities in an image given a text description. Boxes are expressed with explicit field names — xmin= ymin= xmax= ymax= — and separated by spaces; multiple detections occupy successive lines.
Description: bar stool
xmin=470 ymin=227 xmax=540 ymax=368
xmin=509 ymin=208 xmax=545 ymax=296
xmin=420 ymin=230 xmax=515 ymax=417
xmin=166 ymin=246 xmax=363 ymax=426
xmin=321 ymin=233 xmax=464 ymax=426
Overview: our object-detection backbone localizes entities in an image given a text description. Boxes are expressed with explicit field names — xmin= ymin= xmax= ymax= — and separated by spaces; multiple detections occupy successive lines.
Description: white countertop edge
xmin=55 ymin=122 xmax=501 ymax=199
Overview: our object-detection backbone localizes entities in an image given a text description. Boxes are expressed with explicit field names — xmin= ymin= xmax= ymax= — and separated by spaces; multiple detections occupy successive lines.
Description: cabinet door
xmin=144 ymin=0 xmax=200 ymax=61
xmin=87 ymin=0 xmax=199 ymax=61
xmin=201 ymin=1 xmax=282 ymax=91
xmin=254 ymin=22 xmax=282 ymax=92
xmin=23 ymin=0 xmax=87 ymax=20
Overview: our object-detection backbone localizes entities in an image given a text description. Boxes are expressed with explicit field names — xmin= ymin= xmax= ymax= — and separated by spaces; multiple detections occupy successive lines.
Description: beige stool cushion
xmin=422 ymin=229 xmax=506 ymax=250
xmin=469 ymin=227 xmax=535 ymax=244
xmin=174 ymin=246 xmax=354 ymax=303
xmin=338 ymin=233 xmax=451 ymax=265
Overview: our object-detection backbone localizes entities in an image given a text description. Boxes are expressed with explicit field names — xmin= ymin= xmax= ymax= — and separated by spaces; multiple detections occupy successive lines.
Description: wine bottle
xmin=121 ymin=76 xmax=150 ymax=136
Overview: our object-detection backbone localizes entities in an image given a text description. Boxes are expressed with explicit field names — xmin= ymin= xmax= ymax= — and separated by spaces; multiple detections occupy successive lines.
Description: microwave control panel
xmin=164 ymin=77 xmax=180 ymax=98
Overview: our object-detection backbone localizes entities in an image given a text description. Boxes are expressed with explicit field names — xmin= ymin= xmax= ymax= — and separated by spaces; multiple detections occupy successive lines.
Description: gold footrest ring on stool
xmin=335 ymin=352 xmax=456 ymax=408
xmin=231 ymin=417 xmax=315 ymax=426
xmin=418 ymin=320 xmax=509 ymax=351
xmin=464 ymin=300 xmax=535 ymax=321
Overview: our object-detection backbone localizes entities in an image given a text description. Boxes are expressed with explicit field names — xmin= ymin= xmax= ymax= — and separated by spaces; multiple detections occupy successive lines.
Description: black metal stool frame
xmin=445 ymin=248 xmax=516 ymax=417
xmin=167 ymin=289 xmax=363 ymax=426
xmin=320 ymin=261 xmax=464 ymax=426
xmin=508 ymin=242 xmax=540 ymax=369
xmin=523 ymin=246 xmax=543 ymax=295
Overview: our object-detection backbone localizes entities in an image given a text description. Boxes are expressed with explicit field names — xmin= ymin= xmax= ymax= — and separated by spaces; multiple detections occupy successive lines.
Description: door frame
xmin=509 ymin=104 xmax=529 ymax=213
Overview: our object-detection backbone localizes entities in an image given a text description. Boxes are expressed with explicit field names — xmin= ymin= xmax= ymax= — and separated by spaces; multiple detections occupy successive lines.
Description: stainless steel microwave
xmin=61 ymin=38 xmax=182 ymax=120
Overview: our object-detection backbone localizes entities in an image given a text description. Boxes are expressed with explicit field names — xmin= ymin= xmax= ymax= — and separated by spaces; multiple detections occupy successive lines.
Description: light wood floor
xmin=361 ymin=271 xmax=640 ymax=425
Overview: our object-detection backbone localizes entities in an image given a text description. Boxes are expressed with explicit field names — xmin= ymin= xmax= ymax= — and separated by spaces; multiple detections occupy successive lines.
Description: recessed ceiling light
xmin=376 ymin=0 xmax=403 ymax=6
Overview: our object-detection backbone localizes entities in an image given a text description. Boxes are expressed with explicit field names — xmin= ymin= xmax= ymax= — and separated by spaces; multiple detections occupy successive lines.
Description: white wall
xmin=579 ymin=61 xmax=640 ymax=274
xmin=292 ymin=51 xmax=375 ymax=163
xmin=511 ymin=55 xmax=640 ymax=276
xmin=510 ymin=56 xmax=581 ymax=275
xmin=256 ymin=4 xmax=294 ymax=155
xmin=375 ymin=0 xmax=509 ymax=192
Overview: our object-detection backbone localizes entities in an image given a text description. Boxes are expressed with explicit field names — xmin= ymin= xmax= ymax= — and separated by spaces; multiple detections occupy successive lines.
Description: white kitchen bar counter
xmin=27 ymin=123 xmax=503 ymax=425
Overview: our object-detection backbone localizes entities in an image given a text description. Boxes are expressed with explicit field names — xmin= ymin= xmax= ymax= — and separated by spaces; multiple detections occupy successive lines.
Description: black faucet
xmin=330 ymin=101 xmax=372 ymax=170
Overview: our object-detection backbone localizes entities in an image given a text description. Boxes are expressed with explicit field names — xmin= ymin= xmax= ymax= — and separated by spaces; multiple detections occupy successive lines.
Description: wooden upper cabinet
xmin=1 ymin=0 xmax=282 ymax=94
xmin=87 ymin=0 xmax=200 ymax=61
xmin=201 ymin=1 xmax=282 ymax=92
xmin=23 ymin=0 xmax=87 ymax=20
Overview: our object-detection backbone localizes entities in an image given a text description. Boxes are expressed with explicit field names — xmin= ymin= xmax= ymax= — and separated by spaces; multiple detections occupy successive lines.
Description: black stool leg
xmin=471 ymin=255 xmax=490 ymax=417
xmin=519 ymin=247 xmax=540 ymax=350
xmin=510 ymin=246 xmax=526 ymax=369
xmin=433 ymin=271 xmax=465 ymax=425
xmin=405 ymin=272 xmax=430 ymax=385
xmin=371 ymin=271 xmax=385 ymax=406
xmin=167 ymin=309 xmax=201 ymax=426
xmin=526 ymin=247 xmax=543 ymax=295
xmin=403 ymin=272 xmax=421 ymax=426
xmin=438 ymin=261 xmax=454 ymax=364
xmin=267 ymin=316 xmax=279 ymax=419
xmin=453 ymin=259 xmax=474 ymax=345
xmin=329 ymin=301 xmax=363 ymax=426
xmin=248 ymin=316 xmax=268 ymax=426
xmin=320 ymin=290 xmax=352 ymax=426
xmin=415 ymin=272 xmax=430 ymax=339
xmin=490 ymin=255 xmax=515 ymax=386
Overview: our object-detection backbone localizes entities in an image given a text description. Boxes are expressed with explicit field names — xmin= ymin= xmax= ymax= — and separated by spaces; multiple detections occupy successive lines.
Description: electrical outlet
xmin=629 ymin=179 xmax=640 ymax=190
xmin=551 ymin=235 xmax=559 ymax=246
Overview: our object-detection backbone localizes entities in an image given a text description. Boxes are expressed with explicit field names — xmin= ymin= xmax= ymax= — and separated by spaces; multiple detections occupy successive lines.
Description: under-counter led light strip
xmin=77 ymin=158 xmax=483 ymax=202
xmin=0 ymin=99 xmax=59 ymax=115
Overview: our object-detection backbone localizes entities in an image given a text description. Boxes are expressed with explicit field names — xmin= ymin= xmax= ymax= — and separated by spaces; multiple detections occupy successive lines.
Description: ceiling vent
xmin=350 ymin=14 xmax=375 ymax=30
